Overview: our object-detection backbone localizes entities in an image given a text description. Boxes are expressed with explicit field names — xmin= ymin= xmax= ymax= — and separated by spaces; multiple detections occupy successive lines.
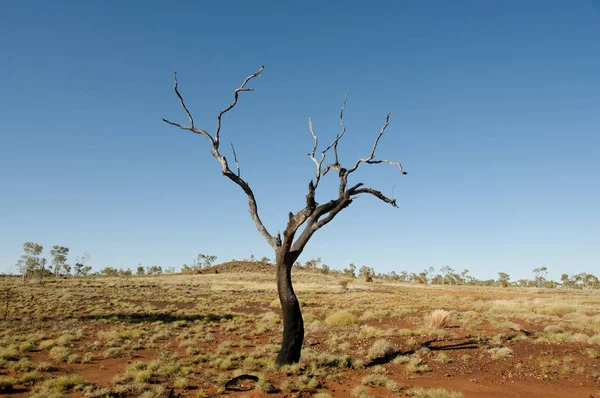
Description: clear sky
xmin=1 ymin=1 xmax=598 ymax=281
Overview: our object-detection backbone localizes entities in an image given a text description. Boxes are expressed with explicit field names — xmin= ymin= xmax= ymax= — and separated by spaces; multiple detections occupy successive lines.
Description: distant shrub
xmin=424 ymin=310 xmax=451 ymax=328
xmin=325 ymin=310 xmax=359 ymax=326
xmin=0 ymin=345 xmax=21 ymax=361
xmin=49 ymin=346 xmax=71 ymax=362
xmin=405 ymin=357 xmax=430 ymax=374
xmin=367 ymin=339 xmax=396 ymax=361
xmin=361 ymin=373 xmax=389 ymax=386
xmin=588 ymin=334 xmax=600 ymax=345
xmin=37 ymin=374 xmax=87 ymax=394
xmin=406 ymin=387 xmax=464 ymax=398
xmin=488 ymin=346 xmax=513 ymax=360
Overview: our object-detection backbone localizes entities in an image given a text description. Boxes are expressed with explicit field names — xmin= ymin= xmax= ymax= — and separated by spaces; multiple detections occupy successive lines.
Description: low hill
xmin=203 ymin=260 xmax=276 ymax=274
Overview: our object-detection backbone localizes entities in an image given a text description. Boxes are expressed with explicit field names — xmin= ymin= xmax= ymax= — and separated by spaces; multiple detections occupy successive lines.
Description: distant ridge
xmin=202 ymin=261 xmax=276 ymax=274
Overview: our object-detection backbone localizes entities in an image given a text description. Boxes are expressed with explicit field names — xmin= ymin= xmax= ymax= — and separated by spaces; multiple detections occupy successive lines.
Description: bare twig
xmin=308 ymin=118 xmax=322 ymax=183
xmin=346 ymin=112 xmax=406 ymax=175
xmin=215 ymin=65 xmax=264 ymax=145
xmin=333 ymin=91 xmax=349 ymax=165
xmin=174 ymin=72 xmax=194 ymax=129
xmin=231 ymin=142 xmax=240 ymax=177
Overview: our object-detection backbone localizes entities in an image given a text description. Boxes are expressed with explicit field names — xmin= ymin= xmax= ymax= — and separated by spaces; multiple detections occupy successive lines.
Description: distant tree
xmin=136 ymin=265 xmax=146 ymax=275
xmin=304 ymin=257 xmax=321 ymax=273
xmin=260 ymin=257 xmax=271 ymax=263
xmin=388 ymin=271 xmax=400 ymax=281
xmin=165 ymin=266 xmax=176 ymax=274
xmin=418 ymin=267 xmax=434 ymax=284
xmin=73 ymin=253 xmax=92 ymax=277
xmin=343 ymin=263 xmax=356 ymax=278
xmin=163 ymin=66 xmax=406 ymax=365
xmin=399 ymin=270 xmax=408 ymax=282
xmin=440 ymin=266 xmax=457 ymax=285
xmin=358 ymin=265 xmax=375 ymax=281
xmin=560 ymin=273 xmax=572 ymax=288
xmin=517 ymin=278 xmax=530 ymax=287
xmin=460 ymin=269 xmax=473 ymax=285
xmin=50 ymin=245 xmax=70 ymax=277
xmin=320 ymin=263 xmax=330 ymax=274
xmin=583 ymin=273 xmax=599 ymax=290
xmin=147 ymin=265 xmax=163 ymax=275
xmin=533 ymin=267 xmax=548 ymax=288
xmin=100 ymin=267 xmax=119 ymax=276
xmin=16 ymin=242 xmax=44 ymax=282
xmin=193 ymin=254 xmax=217 ymax=270
xmin=497 ymin=272 xmax=510 ymax=287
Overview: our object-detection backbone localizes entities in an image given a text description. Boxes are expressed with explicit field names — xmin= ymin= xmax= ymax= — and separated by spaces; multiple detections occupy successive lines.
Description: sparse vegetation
xmin=0 ymin=260 xmax=599 ymax=396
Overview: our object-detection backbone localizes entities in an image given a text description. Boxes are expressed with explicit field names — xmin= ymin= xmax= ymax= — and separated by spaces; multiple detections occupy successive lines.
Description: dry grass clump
xmin=366 ymin=339 xmax=396 ymax=361
xmin=0 ymin=345 xmax=21 ymax=361
xmin=488 ymin=346 xmax=513 ymax=360
xmin=405 ymin=357 xmax=430 ymax=374
xmin=48 ymin=346 xmax=71 ymax=362
xmin=588 ymin=334 xmax=600 ymax=345
xmin=358 ymin=325 xmax=386 ymax=339
xmin=0 ymin=376 xmax=18 ymax=393
xmin=36 ymin=361 xmax=58 ymax=372
xmin=324 ymin=310 xmax=359 ymax=326
xmin=407 ymin=387 xmax=464 ymax=397
xmin=424 ymin=310 xmax=451 ymax=328
xmin=32 ymin=374 xmax=87 ymax=396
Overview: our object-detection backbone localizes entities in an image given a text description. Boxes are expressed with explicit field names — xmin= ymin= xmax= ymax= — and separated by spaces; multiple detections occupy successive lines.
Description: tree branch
xmin=163 ymin=66 xmax=278 ymax=249
xmin=333 ymin=90 xmax=349 ymax=166
xmin=215 ymin=65 xmax=264 ymax=146
xmin=345 ymin=112 xmax=406 ymax=175
xmin=291 ymin=95 xmax=406 ymax=253
xmin=351 ymin=187 xmax=398 ymax=208
xmin=307 ymin=118 xmax=323 ymax=187
xmin=174 ymin=72 xmax=194 ymax=129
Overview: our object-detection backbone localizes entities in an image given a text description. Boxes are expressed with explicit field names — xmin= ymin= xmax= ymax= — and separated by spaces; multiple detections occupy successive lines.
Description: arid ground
xmin=1 ymin=262 xmax=599 ymax=397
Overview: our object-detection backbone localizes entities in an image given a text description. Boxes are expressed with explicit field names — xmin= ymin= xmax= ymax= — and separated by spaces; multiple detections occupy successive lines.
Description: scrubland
xmin=1 ymin=262 xmax=599 ymax=397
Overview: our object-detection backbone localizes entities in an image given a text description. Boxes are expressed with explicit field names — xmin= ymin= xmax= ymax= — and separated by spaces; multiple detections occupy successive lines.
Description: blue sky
xmin=1 ymin=1 xmax=598 ymax=281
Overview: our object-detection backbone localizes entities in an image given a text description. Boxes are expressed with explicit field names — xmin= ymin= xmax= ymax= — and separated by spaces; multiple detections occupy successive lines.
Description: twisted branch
xmin=287 ymin=93 xmax=405 ymax=252
xmin=163 ymin=66 xmax=277 ymax=249
xmin=216 ymin=65 xmax=264 ymax=146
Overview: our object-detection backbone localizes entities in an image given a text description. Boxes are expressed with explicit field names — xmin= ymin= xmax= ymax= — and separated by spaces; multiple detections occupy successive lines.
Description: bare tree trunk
xmin=275 ymin=249 xmax=304 ymax=366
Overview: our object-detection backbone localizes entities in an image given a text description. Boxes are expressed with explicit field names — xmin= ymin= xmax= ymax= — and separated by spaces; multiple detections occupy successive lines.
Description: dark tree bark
xmin=163 ymin=66 xmax=406 ymax=365
xmin=275 ymin=248 xmax=303 ymax=365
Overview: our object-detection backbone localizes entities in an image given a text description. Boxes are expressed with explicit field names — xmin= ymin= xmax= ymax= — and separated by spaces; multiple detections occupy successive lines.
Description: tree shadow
xmin=366 ymin=338 xmax=479 ymax=367
xmin=73 ymin=312 xmax=234 ymax=324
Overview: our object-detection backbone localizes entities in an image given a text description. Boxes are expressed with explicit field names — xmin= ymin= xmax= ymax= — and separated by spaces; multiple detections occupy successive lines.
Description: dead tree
xmin=163 ymin=66 xmax=406 ymax=366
